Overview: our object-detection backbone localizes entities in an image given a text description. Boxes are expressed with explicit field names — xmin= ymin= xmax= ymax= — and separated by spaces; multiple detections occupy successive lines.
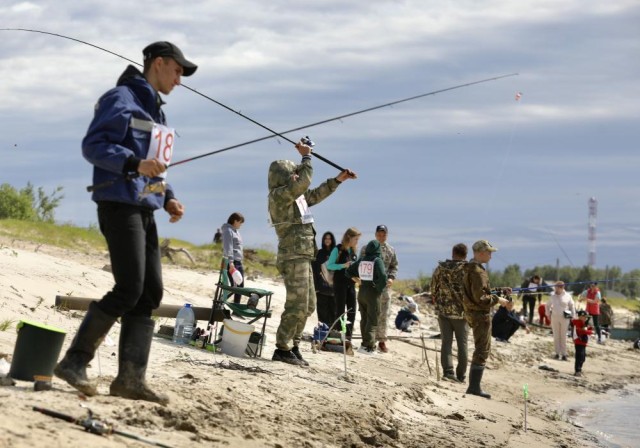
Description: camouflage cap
xmin=472 ymin=240 xmax=498 ymax=252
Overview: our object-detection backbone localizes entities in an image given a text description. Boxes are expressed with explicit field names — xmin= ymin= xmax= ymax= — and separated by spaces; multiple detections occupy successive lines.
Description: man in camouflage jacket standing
xmin=361 ymin=225 xmax=399 ymax=353
xmin=268 ymin=140 xmax=356 ymax=366
xmin=431 ymin=243 xmax=469 ymax=383
xmin=463 ymin=240 xmax=510 ymax=399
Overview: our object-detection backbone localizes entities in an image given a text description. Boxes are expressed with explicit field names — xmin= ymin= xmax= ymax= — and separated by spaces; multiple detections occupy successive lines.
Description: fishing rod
xmin=33 ymin=406 xmax=173 ymax=448
xmin=0 ymin=28 xmax=346 ymax=172
xmin=169 ymin=72 xmax=519 ymax=168
xmin=492 ymin=279 xmax=618 ymax=295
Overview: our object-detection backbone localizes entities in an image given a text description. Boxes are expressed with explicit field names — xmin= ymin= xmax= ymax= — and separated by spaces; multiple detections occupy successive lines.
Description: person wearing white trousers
xmin=545 ymin=281 xmax=576 ymax=360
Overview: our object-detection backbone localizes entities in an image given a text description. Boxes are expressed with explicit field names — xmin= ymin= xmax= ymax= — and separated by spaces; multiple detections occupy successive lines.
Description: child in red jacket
xmin=572 ymin=310 xmax=594 ymax=377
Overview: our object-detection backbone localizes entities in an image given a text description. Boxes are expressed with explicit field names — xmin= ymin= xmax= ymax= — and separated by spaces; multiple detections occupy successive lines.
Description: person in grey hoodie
xmin=222 ymin=212 xmax=245 ymax=304
xmin=346 ymin=240 xmax=387 ymax=355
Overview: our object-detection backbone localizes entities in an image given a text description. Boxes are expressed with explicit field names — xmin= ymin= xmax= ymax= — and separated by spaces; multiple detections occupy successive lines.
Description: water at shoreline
xmin=564 ymin=384 xmax=640 ymax=448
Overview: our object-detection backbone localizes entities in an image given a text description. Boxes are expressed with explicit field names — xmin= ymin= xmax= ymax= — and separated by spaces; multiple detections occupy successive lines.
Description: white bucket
xmin=221 ymin=319 xmax=254 ymax=358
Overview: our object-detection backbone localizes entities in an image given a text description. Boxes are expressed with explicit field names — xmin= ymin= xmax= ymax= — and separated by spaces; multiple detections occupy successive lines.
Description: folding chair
xmin=208 ymin=258 xmax=273 ymax=357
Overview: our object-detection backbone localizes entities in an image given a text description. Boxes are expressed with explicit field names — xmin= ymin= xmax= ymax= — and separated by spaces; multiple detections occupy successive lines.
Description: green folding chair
xmin=208 ymin=258 xmax=273 ymax=357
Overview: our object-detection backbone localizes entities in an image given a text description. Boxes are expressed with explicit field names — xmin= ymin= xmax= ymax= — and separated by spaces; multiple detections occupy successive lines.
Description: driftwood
xmin=160 ymin=238 xmax=195 ymax=264
xmin=54 ymin=295 xmax=212 ymax=320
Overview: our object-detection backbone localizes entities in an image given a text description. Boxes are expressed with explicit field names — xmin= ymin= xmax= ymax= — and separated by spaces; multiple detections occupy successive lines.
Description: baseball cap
xmin=143 ymin=41 xmax=198 ymax=77
xmin=376 ymin=225 xmax=388 ymax=233
xmin=472 ymin=240 xmax=497 ymax=252
xmin=577 ymin=310 xmax=588 ymax=317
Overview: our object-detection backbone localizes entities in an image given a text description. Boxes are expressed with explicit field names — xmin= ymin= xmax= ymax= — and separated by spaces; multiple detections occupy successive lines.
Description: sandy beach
xmin=0 ymin=238 xmax=638 ymax=448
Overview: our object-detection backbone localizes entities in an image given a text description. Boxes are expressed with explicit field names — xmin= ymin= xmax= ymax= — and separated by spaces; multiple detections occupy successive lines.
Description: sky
xmin=1 ymin=1 xmax=639 ymax=279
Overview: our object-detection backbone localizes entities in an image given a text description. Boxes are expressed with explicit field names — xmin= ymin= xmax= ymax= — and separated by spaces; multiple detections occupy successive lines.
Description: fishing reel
xmin=138 ymin=180 xmax=167 ymax=200
xmin=299 ymin=136 xmax=315 ymax=148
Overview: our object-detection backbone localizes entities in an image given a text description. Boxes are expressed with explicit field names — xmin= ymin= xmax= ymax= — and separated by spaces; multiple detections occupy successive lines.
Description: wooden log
xmin=54 ymin=296 xmax=212 ymax=321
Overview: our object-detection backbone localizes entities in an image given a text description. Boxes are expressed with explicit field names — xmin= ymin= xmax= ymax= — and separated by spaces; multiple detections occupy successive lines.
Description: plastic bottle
xmin=173 ymin=303 xmax=195 ymax=345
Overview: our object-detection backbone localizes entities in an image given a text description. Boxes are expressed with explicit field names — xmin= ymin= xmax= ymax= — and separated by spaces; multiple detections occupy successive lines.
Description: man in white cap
xmin=462 ymin=240 xmax=510 ymax=399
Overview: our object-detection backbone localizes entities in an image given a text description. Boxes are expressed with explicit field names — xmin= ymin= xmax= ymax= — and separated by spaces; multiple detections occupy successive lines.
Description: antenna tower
xmin=588 ymin=197 xmax=597 ymax=267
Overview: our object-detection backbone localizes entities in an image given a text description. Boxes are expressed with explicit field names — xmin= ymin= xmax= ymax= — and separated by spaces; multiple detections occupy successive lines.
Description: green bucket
xmin=9 ymin=320 xmax=66 ymax=382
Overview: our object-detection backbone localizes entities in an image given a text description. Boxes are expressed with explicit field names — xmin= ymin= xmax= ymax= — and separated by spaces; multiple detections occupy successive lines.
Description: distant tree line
xmin=412 ymin=263 xmax=640 ymax=299
xmin=488 ymin=263 xmax=640 ymax=299
xmin=0 ymin=182 xmax=64 ymax=223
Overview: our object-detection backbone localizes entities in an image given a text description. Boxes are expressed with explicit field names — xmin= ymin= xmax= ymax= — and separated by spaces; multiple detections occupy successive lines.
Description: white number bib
xmin=295 ymin=195 xmax=314 ymax=224
xmin=358 ymin=261 xmax=374 ymax=281
xmin=146 ymin=124 xmax=175 ymax=179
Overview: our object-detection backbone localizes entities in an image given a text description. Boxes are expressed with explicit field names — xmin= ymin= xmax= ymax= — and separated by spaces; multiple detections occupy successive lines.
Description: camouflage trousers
xmin=465 ymin=310 xmax=492 ymax=366
xmin=375 ymin=287 xmax=392 ymax=341
xmin=275 ymin=259 xmax=316 ymax=351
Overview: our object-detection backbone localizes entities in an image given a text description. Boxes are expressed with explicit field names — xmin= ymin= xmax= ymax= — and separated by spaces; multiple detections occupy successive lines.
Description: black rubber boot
xmin=466 ymin=364 xmax=491 ymax=399
xmin=54 ymin=301 xmax=117 ymax=396
xmin=291 ymin=345 xmax=309 ymax=366
xmin=109 ymin=315 xmax=169 ymax=405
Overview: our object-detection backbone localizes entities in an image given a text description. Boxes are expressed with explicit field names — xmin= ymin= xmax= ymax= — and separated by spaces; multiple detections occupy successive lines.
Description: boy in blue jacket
xmin=346 ymin=240 xmax=387 ymax=354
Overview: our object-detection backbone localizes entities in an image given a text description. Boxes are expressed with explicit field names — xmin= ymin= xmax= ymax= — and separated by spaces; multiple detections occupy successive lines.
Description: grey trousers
xmin=437 ymin=315 xmax=469 ymax=379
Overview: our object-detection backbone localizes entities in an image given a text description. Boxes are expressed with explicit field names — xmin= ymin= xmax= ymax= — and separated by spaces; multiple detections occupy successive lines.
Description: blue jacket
xmin=82 ymin=65 xmax=175 ymax=210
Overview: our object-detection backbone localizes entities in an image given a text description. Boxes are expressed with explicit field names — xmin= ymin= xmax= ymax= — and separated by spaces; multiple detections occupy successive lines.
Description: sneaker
xmin=554 ymin=354 xmax=560 ymax=360
xmin=561 ymin=355 xmax=568 ymax=361
xmin=400 ymin=328 xmax=412 ymax=333
xmin=272 ymin=349 xmax=303 ymax=366
xmin=574 ymin=371 xmax=583 ymax=377
xmin=443 ymin=373 xmax=461 ymax=383
xmin=291 ymin=346 xmax=309 ymax=366
xmin=378 ymin=341 xmax=389 ymax=353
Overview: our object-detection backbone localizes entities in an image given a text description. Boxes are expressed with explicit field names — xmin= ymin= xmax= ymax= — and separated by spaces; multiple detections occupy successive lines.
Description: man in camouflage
xmin=361 ymin=225 xmax=398 ymax=353
xmin=431 ymin=243 xmax=468 ymax=383
xmin=462 ymin=240 xmax=510 ymax=399
xmin=268 ymin=140 xmax=356 ymax=366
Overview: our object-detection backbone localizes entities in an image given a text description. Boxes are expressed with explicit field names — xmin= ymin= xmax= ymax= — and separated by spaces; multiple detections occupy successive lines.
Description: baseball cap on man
xmin=472 ymin=240 xmax=498 ymax=252
xmin=143 ymin=41 xmax=198 ymax=76
xmin=376 ymin=225 xmax=388 ymax=233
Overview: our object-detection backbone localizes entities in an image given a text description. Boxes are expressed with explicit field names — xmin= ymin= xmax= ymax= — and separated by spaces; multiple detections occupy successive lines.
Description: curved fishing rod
xmin=170 ymin=72 xmax=519 ymax=167
xmin=0 ymin=28 xmax=347 ymax=171
xmin=492 ymin=279 xmax=619 ymax=295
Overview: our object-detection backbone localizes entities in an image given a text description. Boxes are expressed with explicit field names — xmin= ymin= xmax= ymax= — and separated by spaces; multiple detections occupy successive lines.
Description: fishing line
xmin=483 ymin=91 xmax=523 ymax=220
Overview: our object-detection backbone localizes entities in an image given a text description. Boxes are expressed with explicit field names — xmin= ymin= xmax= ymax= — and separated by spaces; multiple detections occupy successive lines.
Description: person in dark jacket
xmin=221 ymin=212 xmax=245 ymax=304
xmin=312 ymin=231 xmax=336 ymax=326
xmin=327 ymin=227 xmax=361 ymax=339
xmin=346 ymin=240 xmax=387 ymax=355
xmin=518 ymin=275 xmax=542 ymax=324
xmin=54 ymin=41 xmax=197 ymax=405
xmin=492 ymin=299 xmax=530 ymax=342
xmin=431 ymin=243 xmax=468 ymax=383
xmin=572 ymin=310 xmax=594 ymax=376
xmin=395 ymin=302 xmax=420 ymax=332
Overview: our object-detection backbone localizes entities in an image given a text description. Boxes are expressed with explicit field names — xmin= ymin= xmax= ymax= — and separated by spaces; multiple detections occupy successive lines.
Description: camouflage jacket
xmin=462 ymin=259 xmax=499 ymax=313
xmin=431 ymin=259 xmax=467 ymax=319
xmin=359 ymin=241 xmax=398 ymax=280
xmin=268 ymin=157 xmax=340 ymax=262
